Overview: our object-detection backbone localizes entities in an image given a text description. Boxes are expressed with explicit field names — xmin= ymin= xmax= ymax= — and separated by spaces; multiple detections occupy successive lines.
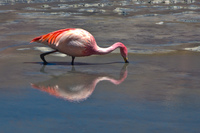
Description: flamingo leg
xmin=40 ymin=50 xmax=57 ymax=65
xmin=71 ymin=56 xmax=75 ymax=65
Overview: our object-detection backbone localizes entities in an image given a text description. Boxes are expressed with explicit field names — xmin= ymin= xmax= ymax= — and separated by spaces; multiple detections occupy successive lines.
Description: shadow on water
xmin=31 ymin=64 xmax=128 ymax=102
xmin=25 ymin=61 xmax=126 ymax=66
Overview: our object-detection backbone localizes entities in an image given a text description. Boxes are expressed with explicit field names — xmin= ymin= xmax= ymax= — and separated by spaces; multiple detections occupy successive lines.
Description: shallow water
xmin=1 ymin=0 xmax=200 ymax=133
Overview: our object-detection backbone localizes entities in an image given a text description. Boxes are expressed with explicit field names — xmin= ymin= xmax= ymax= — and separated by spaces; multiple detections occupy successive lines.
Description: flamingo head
xmin=119 ymin=43 xmax=129 ymax=63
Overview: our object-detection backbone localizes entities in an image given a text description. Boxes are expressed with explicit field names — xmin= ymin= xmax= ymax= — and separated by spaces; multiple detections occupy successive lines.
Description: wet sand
xmin=1 ymin=0 xmax=200 ymax=133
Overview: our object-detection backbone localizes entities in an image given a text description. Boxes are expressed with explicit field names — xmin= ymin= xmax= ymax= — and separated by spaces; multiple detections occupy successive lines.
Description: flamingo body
xmin=31 ymin=28 xmax=129 ymax=65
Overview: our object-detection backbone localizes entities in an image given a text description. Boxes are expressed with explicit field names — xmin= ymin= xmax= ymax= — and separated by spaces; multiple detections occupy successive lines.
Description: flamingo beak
xmin=123 ymin=57 xmax=129 ymax=63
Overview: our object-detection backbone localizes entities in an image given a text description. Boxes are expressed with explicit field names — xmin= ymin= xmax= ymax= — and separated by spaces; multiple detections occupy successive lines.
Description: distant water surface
xmin=1 ymin=0 xmax=200 ymax=54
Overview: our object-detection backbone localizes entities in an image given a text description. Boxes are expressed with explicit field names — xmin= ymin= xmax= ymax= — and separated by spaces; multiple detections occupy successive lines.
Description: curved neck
xmin=95 ymin=42 xmax=124 ymax=55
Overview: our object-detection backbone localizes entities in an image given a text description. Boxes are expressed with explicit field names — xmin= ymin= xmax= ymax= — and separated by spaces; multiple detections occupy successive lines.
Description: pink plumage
xmin=31 ymin=28 xmax=129 ymax=65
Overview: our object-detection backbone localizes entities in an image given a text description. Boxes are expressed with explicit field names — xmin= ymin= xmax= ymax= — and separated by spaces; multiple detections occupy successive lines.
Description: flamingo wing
xmin=30 ymin=28 xmax=76 ymax=45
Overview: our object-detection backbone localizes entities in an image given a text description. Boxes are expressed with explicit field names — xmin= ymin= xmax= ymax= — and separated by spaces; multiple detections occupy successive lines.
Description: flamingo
xmin=31 ymin=28 xmax=129 ymax=65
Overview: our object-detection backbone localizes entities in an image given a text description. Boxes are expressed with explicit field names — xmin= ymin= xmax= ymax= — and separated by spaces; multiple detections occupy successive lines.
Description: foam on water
xmin=34 ymin=46 xmax=67 ymax=57
xmin=184 ymin=46 xmax=200 ymax=52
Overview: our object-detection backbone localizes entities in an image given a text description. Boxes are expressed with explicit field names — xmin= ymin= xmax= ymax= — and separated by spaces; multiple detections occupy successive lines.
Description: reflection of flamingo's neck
xmin=93 ymin=69 xmax=127 ymax=86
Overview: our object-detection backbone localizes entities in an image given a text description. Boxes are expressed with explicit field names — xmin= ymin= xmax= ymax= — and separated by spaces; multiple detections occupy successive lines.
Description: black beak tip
xmin=125 ymin=60 xmax=129 ymax=63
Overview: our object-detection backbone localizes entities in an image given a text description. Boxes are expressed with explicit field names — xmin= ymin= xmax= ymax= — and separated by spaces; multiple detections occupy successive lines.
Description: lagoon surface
xmin=0 ymin=0 xmax=200 ymax=132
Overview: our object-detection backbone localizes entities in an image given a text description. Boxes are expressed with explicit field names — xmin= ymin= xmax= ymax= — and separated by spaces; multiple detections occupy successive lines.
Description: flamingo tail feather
xmin=30 ymin=36 xmax=42 ymax=43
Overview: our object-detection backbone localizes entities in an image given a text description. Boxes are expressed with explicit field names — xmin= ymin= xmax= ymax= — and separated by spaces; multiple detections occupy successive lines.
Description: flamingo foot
xmin=40 ymin=50 xmax=57 ymax=65
xmin=71 ymin=56 xmax=75 ymax=65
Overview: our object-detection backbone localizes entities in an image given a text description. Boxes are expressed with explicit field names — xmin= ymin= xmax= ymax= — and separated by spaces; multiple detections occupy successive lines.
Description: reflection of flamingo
xmin=31 ymin=28 xmax=129 ymax=65
xmin=31 ymin=64 xmax=128 ymax=102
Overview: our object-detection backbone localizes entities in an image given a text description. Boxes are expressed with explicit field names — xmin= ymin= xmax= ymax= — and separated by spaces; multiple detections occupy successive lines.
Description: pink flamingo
xmin=31 ymin=28 xmax=129 ymax=65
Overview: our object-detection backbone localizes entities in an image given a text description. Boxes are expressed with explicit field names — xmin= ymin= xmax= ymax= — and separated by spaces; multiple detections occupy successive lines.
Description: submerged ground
xmin=0 ymin=0 xmax=200 ymax=132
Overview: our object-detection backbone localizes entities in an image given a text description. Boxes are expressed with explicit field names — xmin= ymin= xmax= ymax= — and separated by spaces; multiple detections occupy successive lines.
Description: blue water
xmin=1 ymin=82 xmax=200 ymax=133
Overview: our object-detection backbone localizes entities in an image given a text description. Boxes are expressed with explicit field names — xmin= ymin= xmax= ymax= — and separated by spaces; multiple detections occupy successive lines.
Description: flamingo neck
xmin=95 ymin=42 xmax=124 ymax=55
